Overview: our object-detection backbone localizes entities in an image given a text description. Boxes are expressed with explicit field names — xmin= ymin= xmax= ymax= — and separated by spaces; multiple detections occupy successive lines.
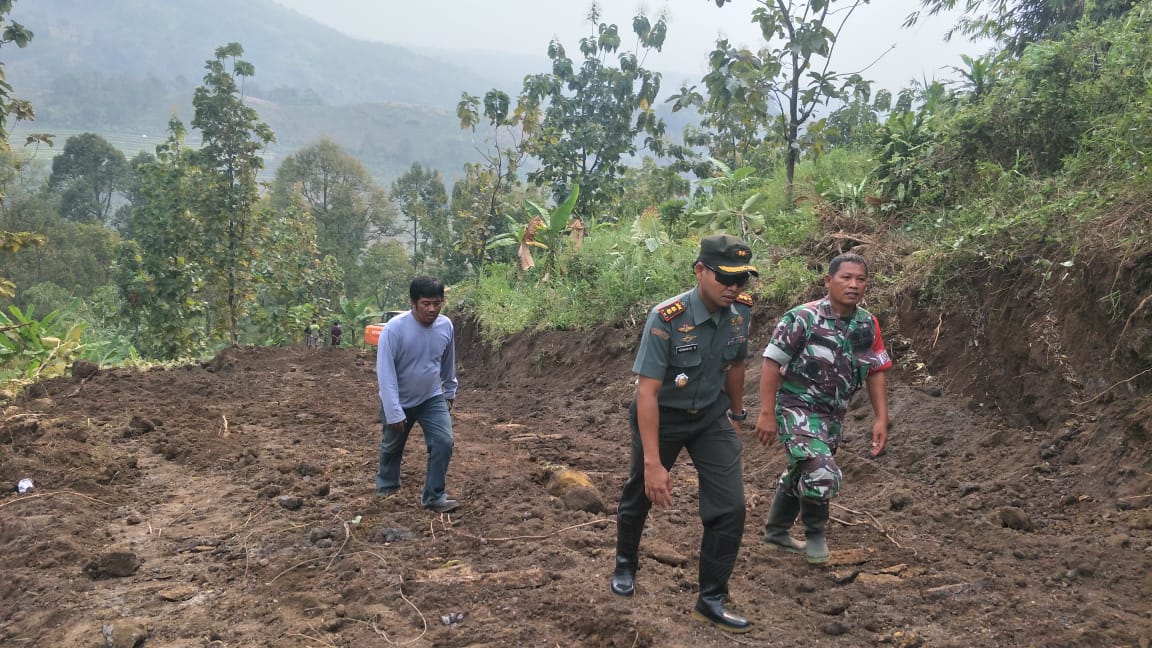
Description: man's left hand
xmin=870 ymin=419 xmax=888 ymax=457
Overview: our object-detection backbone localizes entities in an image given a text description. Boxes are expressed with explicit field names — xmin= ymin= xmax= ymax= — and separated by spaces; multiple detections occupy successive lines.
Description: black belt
xmin=659 ymin=405 xmax=707 ymax=417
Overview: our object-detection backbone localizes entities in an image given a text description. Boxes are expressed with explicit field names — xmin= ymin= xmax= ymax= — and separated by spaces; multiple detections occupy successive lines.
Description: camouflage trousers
xmin=776 ymin=405 xmax=843 ymax=501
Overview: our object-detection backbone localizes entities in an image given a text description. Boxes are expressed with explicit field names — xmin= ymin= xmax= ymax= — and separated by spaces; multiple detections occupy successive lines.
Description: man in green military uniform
xmin=609 ymin=234 xmax=758 ymax=634
xmin=754 ymin=252 xmax=892 ymax=565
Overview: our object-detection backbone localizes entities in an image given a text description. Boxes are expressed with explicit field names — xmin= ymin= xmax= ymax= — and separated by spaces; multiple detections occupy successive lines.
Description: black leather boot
xmin=609 ymin=516 xmax=643 ymax=597
xmin=691 ymin=531 xmax=751 ymax=633
xmin=692 ymin=592 xmax=751 ymax=633
xmin=801 ymin=498 xmax=830 ymax=564
xmin=762 ymin=487 xmax=805 ymax=553
xmin=610 ymin=555 xmax=636 ymax=596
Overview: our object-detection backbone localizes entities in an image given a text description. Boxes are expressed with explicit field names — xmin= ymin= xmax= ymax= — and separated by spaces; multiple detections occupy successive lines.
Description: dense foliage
xmin=0 ymin=0 xmax=1148 ymax=390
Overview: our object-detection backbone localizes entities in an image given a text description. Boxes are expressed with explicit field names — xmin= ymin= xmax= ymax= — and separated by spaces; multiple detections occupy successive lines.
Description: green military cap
xmin=698 ymin=234 xmax=759 ymax=276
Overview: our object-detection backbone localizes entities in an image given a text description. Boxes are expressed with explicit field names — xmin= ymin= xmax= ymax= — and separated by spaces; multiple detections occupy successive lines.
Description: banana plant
xmin=485 ymin=216 xmax=548 ymax=270
xmin=335 ymin=295 xmax=383 ymax=345
xmin=486 ymin=185 xmax=581 ymax=274
xmin=526 ymin=184 xmax=580 ymax=275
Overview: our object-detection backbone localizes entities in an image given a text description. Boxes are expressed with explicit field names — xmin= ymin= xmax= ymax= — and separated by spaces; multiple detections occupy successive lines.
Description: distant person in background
xmin=754 ymin=252 xmax=892 ymax=565
xmin=330 ymin=321 xmax=343 ymax=347
xmin=374 ymin=276 xmax=460 ymax=513
xmin=609 ymin=234 xmax=758 ymax=634
xmin=305 ymin=318 xmax=320 ymax=348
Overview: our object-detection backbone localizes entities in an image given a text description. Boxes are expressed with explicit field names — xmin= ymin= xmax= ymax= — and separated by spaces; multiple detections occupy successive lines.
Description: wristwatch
xmin=727 ymin=408 xmax=748 ymax=421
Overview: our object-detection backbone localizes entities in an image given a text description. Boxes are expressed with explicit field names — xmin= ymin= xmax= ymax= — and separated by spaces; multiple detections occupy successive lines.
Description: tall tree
xmin=448 ymin=162 xmax=518 ymax=282
xmin=702 ymin=0 xmax=874 ymax=209
xmin=48 ymin=133 xmax=129 ymax=223
xmin=808 ymin=85 xmax=892 ymax=152
xmin=389 ymin=163 xmax=448 ymax=270
xmin=112 ymin=150 xmax=157 ymax=237
xmin=118 ymin=118 xmax=205 ymax=359
xmin=0 ymin=186 xmax=119 ymax=302
xmin=456 ymin=89 xmax=536 ymax=278
xmin=272 ymin=138 xmax=394 ymax=296
xmin=667 ymin=76 xmax=775 ymax=178
xmin=0 ymin=0 xmax=35 ymax=150
xmin=358 ymin=240 xmax=411 ymax=311
xmin=520 ymin=5 xmax=668 ymax=217
xmin=0 ymin=0 xmax=46 ymax=298
xmin=190 ymin=42 xmax=274 ymax=346
xmin=906 ymin=0 xmax=1138 ymax=56
xmin=249 ymin=196 xmax=342 ymax=344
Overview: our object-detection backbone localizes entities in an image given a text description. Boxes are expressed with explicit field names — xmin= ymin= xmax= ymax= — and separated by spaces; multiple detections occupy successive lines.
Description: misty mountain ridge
xmin=4 ymin=0 xmax=699 ymax=184
xmin=5 ymin=0 xmax=503 ymax=107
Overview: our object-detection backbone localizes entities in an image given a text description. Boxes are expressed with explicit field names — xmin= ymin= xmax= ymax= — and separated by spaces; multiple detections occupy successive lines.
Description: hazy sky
xmin=270 ymin=0 xmax=986 ymax=92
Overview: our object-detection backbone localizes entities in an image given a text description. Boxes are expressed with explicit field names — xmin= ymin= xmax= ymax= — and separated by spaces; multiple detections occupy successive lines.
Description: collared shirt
xmin=762 ymin=296 xmax=892 ymax=417
xmin=376 ymin=311 xmax=458 ymax=425
xmin=633 ymin=287 xmax=751 ymax=411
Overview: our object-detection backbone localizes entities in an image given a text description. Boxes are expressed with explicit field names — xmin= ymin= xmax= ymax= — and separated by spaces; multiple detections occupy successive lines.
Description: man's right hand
xmin=754 ymin=412 xmax=778 ymax=445
xmin=644 ymin=462 xmax=673 ymax=507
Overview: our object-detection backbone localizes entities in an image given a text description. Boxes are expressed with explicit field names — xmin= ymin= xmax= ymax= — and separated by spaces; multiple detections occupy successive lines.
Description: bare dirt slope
xmin=0 ymin=318 xmax=1149 ymax=647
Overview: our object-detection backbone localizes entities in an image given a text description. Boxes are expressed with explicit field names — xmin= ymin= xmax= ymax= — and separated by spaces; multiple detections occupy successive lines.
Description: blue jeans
xmin=376 ymin=396 xmax=454 ymax=507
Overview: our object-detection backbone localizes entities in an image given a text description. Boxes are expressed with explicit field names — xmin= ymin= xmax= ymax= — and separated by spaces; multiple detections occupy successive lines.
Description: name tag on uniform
xmin=675 ymin=344 xmax=698 ymax=353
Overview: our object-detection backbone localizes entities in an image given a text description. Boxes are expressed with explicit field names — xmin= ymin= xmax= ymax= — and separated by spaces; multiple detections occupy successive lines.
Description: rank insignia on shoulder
xmin=658 ymin=300 xmax=686 ymax=322
xmin=736 ymin=292 xmax=754 ymax=306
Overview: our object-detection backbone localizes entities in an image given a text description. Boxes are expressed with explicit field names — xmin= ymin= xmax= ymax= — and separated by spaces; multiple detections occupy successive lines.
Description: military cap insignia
xmin=736 ymin=292 xmax=754 ymax=306
xmin=658 ymin=300 xmax=686 ymax=322
xmin=735 ymin=249 xmax=750 ymax=258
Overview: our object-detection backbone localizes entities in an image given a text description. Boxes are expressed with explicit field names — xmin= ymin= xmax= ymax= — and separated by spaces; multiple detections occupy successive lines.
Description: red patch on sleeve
xmin=869 ymin=315 xmax=894 ymax=373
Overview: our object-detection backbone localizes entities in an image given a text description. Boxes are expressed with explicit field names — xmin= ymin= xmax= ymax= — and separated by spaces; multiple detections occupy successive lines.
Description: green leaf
xmin=708 ymin=157 xmax=733 ymax=176
xmin=549 ymin=185 xmax=580 ymax=234
xmin=525 ymin=200 xmax=550 ymax=221
xmin=742 ymin=193 xmax=767 ymax=213
xmin=732 ymin=166 xmax=756 ymax=181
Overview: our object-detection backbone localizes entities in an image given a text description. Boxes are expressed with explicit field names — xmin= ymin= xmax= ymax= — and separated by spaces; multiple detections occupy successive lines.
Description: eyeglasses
xmin=706 ymin=265 xmax=750 ymax=287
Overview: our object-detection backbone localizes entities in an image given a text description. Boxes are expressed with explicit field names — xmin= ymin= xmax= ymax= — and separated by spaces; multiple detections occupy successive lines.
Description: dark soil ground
xmin=0 ymin=310 xmax=1150 ymax=647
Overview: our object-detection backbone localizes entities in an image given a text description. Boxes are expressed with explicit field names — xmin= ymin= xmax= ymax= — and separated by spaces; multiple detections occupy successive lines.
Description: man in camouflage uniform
xmin=610 ymin=234 xmax=758 ymax=634
xmin=754 ymin=252 xmax=892 ymax=564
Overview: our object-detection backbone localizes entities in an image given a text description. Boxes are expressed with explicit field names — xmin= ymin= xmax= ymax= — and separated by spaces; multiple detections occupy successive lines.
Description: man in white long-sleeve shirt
xmin=375 ymin=276 xmax=460 ymax=512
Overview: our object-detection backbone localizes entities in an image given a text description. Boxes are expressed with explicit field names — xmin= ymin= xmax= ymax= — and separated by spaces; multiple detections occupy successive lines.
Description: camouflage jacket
xmin=762 ymin=297 xmax=892 ymax=418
